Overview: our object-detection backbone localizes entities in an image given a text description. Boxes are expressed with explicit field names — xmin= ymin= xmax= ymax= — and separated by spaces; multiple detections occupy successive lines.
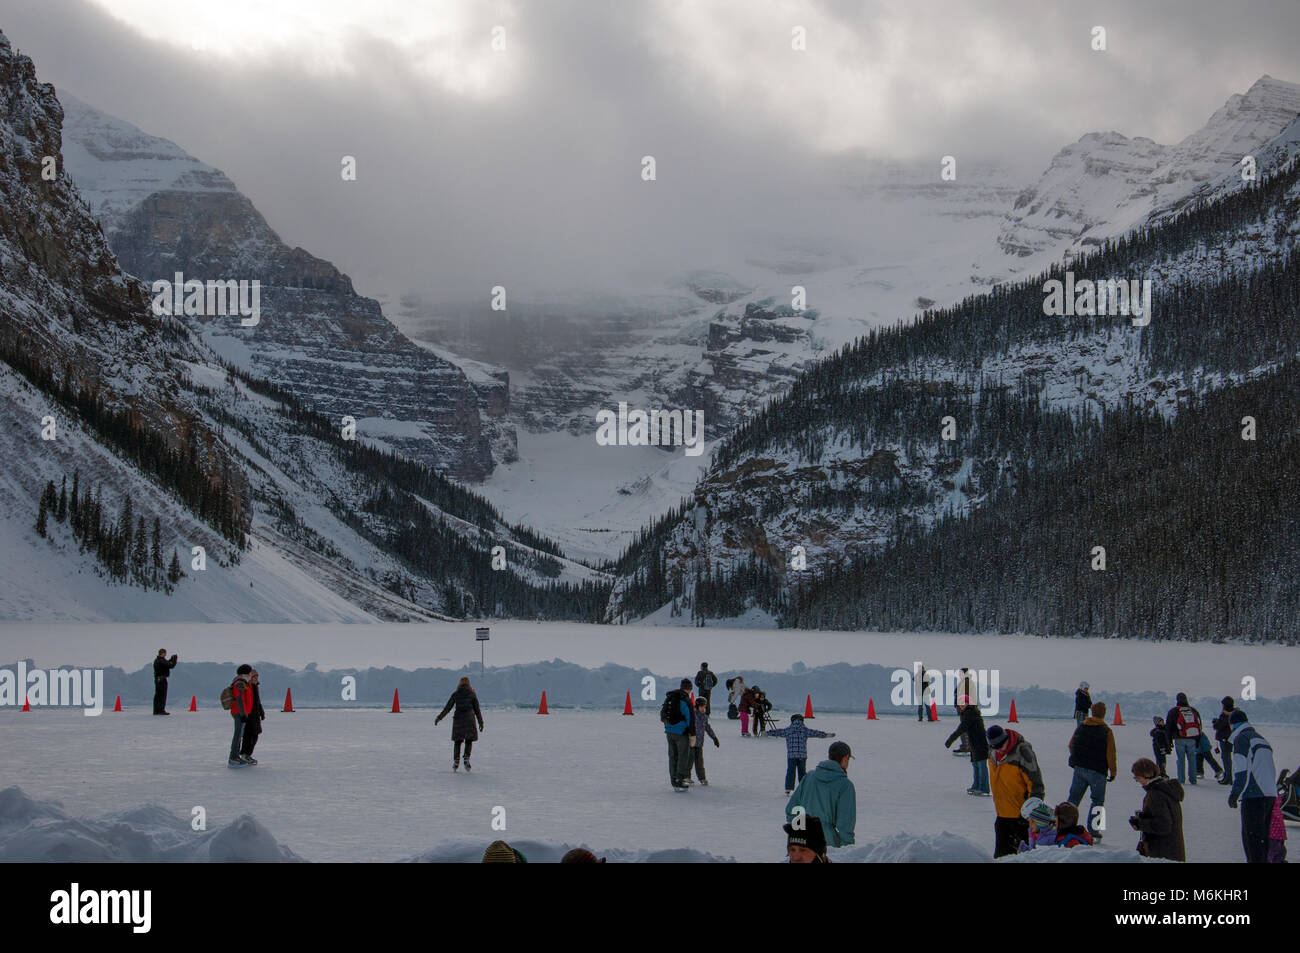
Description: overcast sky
xmin=2 ymin=0 xmax=1297 ymax=303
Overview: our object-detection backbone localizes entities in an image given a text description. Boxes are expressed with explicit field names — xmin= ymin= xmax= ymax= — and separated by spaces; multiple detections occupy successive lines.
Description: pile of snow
xmin=0 ymin=788 xmax=302 ymax=863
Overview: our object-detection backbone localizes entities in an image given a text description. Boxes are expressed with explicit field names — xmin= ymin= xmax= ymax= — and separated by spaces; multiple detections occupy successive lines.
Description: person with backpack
xmin=435 ymin=676 xmax=485 ymax=772
xmin=694 ymin=663 xmax=718 ymax=715
xmin=152 ymin=649 xmax=178 ymax=716
xmin=686 ymin=696 xmax=719 ymax=785
xmin=1211 ymin=697 xmax=1236 ymax=785
xmin=987 ymin=724 xmax=1045 ymax=858
xmin=1073 ymin=682 xmax=1091 ymax=724
xmin=768 ymin=712 xmax=835 ymax=794
xmin=238 ymin=668 xmax=266 ymax=765
xmin=1164 ymin=693 xmax=1203 ymax=785
xmin=662 ymin=678 xmax=695 ymax=790
xmin=1129 ymin=757 xmax=1185 ymax=861
xmin=785 ymin=741 xmax=857 ymax=849
xmin=224 ymin=665 xmax=254 ymax=767
xmin=1226 ymin=709 xmax=1277 ymax=863
xmin=1067 ymin=701 xmax=1116 ymax=840
xmin=944 ymin=694 xmax=990 ymax=795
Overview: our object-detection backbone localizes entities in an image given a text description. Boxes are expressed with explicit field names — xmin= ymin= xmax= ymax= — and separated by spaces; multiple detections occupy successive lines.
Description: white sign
xmin=475 ymin=627 xmax=490 ymax=641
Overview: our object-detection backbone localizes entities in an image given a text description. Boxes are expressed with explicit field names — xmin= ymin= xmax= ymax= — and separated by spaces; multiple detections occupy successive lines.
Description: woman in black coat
xmin=238 ymin=669 xmax=266 ymax=764
xmin=944 ymin=696 xmax=990 ymax=795
xmin=436 ymin=677 xmax=485 ymax=771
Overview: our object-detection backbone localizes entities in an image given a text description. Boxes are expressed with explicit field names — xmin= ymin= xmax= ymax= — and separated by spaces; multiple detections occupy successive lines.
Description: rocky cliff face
xmin=60 ymin=97 xmax=497 ymax=481
xmin=998 ymin=75 xmax=1300 ymax=267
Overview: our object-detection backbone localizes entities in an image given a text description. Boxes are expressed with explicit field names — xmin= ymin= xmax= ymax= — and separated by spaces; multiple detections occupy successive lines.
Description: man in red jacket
xmin=228 ymin=664 xmax=254 ymax=767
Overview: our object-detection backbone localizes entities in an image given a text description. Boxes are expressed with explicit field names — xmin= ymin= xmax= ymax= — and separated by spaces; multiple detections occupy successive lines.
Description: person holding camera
xmin=152 ymin=648 xmax=178 ymax=715
xmin=1128 ymin=758 xmax=1185 ymax=861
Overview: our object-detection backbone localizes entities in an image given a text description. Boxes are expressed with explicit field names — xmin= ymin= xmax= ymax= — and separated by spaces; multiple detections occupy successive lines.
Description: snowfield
xmin=1 ymin=708 xmax=1290 ymax=862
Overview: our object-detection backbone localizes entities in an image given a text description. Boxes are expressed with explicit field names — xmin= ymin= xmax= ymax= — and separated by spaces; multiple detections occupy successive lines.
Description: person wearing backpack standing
xmin=694 ymin=663 xmax=718 ymax=715
xmin=1164 ymin=693 xmax=1203 ymax=785
xmin=152 ymin=649 xmax=178 ymax=715
xmin=1212 ymin=697 xmax=1236 ymax=785
xmin=238 ymin=669 xmax=266 ymax=765
xmin=1067 ymin=702 xmax=1117 ymax=840
xmin=225 ymin=665 xmax=254 ymax=767
xmin=1226 ymin=710 xmax=1278 ymax=863
xmin=662 ymin=679 xmax=695 ymax=790
xmin=435 ymin=676 xmax=485 ymax=772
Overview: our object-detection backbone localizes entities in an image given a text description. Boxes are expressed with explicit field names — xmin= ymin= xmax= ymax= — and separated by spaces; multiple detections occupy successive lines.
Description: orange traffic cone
xmin=21 ymin=696 xmax=30 ymax=712
xmin=1112 ymin=703 xmax=1124 ymax=726
xmin=866 ymin=698 xmax=877 ymax=720
xmin=929 ymin=701 xmax=939 ymax=721
xmin=282 ymin=688 xmax=295 ymax=712
xmin=389 ymin=689 xmax=402 ymax=713
xmin=113 ymin=695 xmax=122 ymax=712
xmin=1008 ymin=699 xmax=1018 ymax=722
xmin=538 ymin=691 xmax=549 ymax=714
xmin=188 ymin=695 xmax=197 ymax=712
xmin=803 ymin=695 xmax=815 ymax=719
xmin=622 ymin=691 xmax=634 ymax=715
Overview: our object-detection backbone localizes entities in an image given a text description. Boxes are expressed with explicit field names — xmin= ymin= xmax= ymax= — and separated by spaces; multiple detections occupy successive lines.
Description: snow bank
xmin=0 ymin=788 xmax=302 ymax=862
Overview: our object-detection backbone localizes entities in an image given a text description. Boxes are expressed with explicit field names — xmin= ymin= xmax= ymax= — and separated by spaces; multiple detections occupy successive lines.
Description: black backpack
xmin=660 ymin=690 xmax=687 ymax=726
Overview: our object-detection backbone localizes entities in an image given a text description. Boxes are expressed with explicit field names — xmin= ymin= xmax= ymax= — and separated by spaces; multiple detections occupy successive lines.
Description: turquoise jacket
xmin=785 ymin=759 xmax=857 ymax=847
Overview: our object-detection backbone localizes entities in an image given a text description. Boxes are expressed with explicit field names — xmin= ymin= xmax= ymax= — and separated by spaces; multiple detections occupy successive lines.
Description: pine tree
xmin=35 ymin=494 xmax=48 ymax=537
xmin=69 ymin=470 xmax=80 ymax=535
xmin=132 ymin=514 xmax=148 ymax=582
xmin=168 ymin=548 xmax=183 ymax=584
xmin=56 ymin=475 xmax=67 ymax=523
xmin=151 ymin=517 xmax=164 ymax=585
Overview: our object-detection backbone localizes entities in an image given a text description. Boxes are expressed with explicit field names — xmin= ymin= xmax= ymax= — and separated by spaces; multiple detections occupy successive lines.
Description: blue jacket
xmin=785 ymin=759 xmax=857 ymax=847
xmin=1228 ymin=723 xmax=1276 ymax=800
xmin=664 ymin=694 xmax=693 ymax=736
xmin=766 ymin=720 xmax=830 ymax=760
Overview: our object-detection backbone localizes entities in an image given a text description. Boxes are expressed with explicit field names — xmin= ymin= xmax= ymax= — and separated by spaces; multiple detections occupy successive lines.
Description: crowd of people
xmin=193 ymin=653 xmax=1297 ymax=863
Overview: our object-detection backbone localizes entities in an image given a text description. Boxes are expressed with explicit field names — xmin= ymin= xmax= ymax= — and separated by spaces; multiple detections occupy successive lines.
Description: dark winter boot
xmin=464 ymin=759 xmax=471 ymax=772
xmin=453 ymin=759 xmax=460 ymax=772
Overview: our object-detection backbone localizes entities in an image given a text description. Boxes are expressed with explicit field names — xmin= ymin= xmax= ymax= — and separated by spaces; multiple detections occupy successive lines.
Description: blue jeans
xmin=1068 ymin=766 xmax=1108 ymax=833
xmin=970 ymin=758 xmax=990 ymax=793
xmin=229 ymin=714 xmax=246 ymax=760
xmin=785 ymin=757 xmax=807 ymax=790
xmin=1174 ymin=738 xmax=1198 ymax=784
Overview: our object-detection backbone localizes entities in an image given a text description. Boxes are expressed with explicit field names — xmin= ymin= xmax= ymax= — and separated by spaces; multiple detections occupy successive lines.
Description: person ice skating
xmin=945 ymin=695 xmax=990 ymax=795
xmin=435 ymin=676 xmax=485 ymax=772
xmin=1226 ymin=709 xmax=1277 ymax=863
xmin=481 ymin=840 xmax=527 ymax=863
xmin=1212 ymin=697 xmax=1236 ymax=785
xmin=1073 ymin=682 xmax=1092 ymax=724
xmin=687 ymin=696 xmax=719 ymax=785
xmin=952 ymin=669 xmax=975 ymax=751
xmin=1150 ymin=717 xmax=1173 ymax=777
xmin=1067 ymin=701 xmax=1116 ymax=840
xmin=1164 ymin=692 xmax=1203 ymax=785
xmin=152 ymin=649 xmax=178 ymax=715
xmin=238 ymin=668 xmax=266 ymax=765
xmin=768 ymin=712 xmax=835 ymax=794
xmin=987 ymin=723 xmax=1045 ymax=858
xmin=917 ymin=666 xmax=935 ymax=721
xmin=1195 ymin=729 xmax=1224 ymax=781
xmin=1053 ymin=801 xmax=1094 ymax=848
xmin=1016 ymin=797 xmax=1057 ymax=852
xmin=1129 ymin=758 xmax=1185 ymax=861
xmin=694 ymin=663 xmax=718 ymax=715
xmin=737 ymin=680 xmax=755 ymax=737
xmin=1267 ymin=796 xmax=1288 ymax=863
xmin=724 ymin=676 xmax=743 ymax=722
xmin=556 ymin=847 xmax=600 ymax=863
xmin=225 ymin=665 xmax=254 ymax=767
xmin=662 ymin=678 xmax=695 ymax=790
xmin=784 ymin=815 xmax=830 ymax=863
xmin=785 ymin=741 xmax=857 ymax=849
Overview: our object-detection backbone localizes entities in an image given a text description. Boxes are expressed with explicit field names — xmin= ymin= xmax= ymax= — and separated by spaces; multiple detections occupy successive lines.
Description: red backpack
xmin=1175 ymin=706 xmax=1201 ymax=738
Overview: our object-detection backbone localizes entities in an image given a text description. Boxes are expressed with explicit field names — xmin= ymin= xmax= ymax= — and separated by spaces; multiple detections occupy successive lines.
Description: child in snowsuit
xmin=767 ymin=713 xmax=835 ymax=794
xmin=1017 ymin=797 xmax=1058 ymax=851
xmin=1053 ymin=801 xmax=1095 ymax=847
xmin=1268 ymin=796 xmax=1288 ymax=862
xmin=1151 ymin=717 xmax=1173 ymax=776
xmin=687 ymin=697 xmax=720 ymax=784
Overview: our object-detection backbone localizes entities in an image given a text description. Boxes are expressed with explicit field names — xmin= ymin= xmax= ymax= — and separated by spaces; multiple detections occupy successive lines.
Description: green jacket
xmin=785 ymin=759 xmax=857 ymax=847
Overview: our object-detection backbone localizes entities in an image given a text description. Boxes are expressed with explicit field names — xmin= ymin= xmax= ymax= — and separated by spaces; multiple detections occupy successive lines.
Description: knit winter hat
xmin=1152 ymin=716 xmax=1164 ymax=727
xmin=1229 ymin=709 xmax=1248 ymax=725
xmin=1079 ymin=682 xmax=1089 ymax=691
xmin=784 ymin=816 xmax=828 ymax=855
xmin=560 ymin=848 xmax=605 ymax=863
xmin=1021 ymin=797 xmax=1055 ymax=827
xmin=986 ymin=724 xmax=1009 ymax=748
xmin=1221 ymin=697 xmax=1235 ymax=710
xmin=481 ymin=840 xmax=520 ymax=863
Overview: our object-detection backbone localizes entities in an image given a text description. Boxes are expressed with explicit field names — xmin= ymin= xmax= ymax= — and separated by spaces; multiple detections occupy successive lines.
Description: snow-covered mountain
xmin=59 ymin=96 xmax=509 ymax=482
